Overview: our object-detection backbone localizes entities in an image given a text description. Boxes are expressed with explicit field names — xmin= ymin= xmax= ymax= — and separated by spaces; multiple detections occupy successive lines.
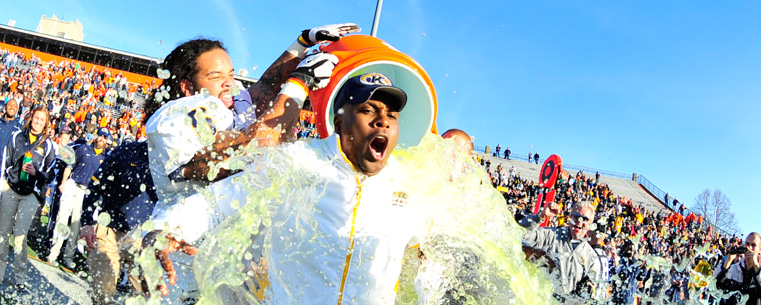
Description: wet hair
xmin=24 ymin=106 xmax=51 ymax=136
xmin=144 ymin=38 xmax=227 ymax=123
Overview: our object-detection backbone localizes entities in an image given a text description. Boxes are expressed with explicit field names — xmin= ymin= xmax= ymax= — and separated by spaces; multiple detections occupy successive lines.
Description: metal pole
xmin=370 ymin=0 xmax=384 ymax=37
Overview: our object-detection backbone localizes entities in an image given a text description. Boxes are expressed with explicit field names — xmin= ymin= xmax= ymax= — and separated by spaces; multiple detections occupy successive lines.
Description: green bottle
xmin=19 ymin=151 xmax=32 ymax=181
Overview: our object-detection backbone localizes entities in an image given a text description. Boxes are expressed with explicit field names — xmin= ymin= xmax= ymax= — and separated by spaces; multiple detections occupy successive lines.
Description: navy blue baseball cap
xmin=333 ymin=73 xmax=407 ymax=114
xmin=97 ymin=128 xmax=111 ymax=140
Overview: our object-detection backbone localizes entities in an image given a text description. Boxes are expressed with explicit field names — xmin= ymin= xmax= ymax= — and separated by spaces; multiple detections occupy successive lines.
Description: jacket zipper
xmin=337 ymin=177 xmax=362 ymax=305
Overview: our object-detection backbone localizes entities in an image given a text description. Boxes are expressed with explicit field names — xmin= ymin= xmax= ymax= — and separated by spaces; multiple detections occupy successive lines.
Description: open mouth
xmin=369 ymin=136 xmax=388 ymax=161
xmin=219 ymin=90 xmax=234 ymax=106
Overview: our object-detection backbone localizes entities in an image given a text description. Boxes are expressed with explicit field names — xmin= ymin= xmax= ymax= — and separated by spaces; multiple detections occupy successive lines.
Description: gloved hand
xmin=290 ymin=52 xmax=340 ymax=91
xmin=300 ymin=23 xmax=361 ymax=46
xmin=288 ymin=23 xmax=360 ymax=57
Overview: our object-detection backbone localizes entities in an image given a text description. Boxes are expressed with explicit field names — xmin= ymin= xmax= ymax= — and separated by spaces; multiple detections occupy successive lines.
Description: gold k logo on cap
xmin=360 ymin=73 xmax=393 ymax=86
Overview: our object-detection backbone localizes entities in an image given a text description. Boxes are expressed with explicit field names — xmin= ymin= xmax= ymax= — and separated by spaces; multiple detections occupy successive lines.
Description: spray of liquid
xmin=153 ymin=133 xmax=555 ymax=304
xmin=124 ymin=128 xmax=746 ymax=304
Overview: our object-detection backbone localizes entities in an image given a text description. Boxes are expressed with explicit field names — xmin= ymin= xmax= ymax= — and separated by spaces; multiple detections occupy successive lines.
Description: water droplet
xmin=56 ymin=225 xmax=71 ymax=240
xmin=200 ymin=88 xmax=210 ymax=97
xmin=98 ymin=212 xmax=112 ymax=227
xmin=156 ymin=68 xmax=171 ymax=80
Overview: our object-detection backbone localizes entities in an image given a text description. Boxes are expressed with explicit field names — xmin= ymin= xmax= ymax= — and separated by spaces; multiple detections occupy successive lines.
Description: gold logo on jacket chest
xmin=391 ymin=191 xmax=408 ymax=207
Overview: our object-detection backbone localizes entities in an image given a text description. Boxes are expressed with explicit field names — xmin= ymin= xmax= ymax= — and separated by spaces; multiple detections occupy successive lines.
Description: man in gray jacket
xmin=520 ymin=200 xmax=604 ymax=300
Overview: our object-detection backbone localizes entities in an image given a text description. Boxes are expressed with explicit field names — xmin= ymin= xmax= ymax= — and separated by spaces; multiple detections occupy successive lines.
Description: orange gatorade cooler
xmin=310 ymin=34 xmax=438 ymax=147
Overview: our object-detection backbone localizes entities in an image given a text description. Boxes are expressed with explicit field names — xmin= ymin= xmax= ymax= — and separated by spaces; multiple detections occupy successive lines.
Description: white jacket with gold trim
xmin=151 ymin=133 xmax=425 ymax=304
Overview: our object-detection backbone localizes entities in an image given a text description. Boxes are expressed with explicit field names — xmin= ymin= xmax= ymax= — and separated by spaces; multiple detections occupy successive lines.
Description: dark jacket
xmin=82 ymin=141 xmax=157 ymax=232
xmin=2 ymin=129 xmax=56 ymax=198
xmin=67 ymin=140 xmax=106 ymax=186
xmin=716 ymin=259 xmax=761 ymax=305
xmin=0 ymin=116 xmax=21 ymax=154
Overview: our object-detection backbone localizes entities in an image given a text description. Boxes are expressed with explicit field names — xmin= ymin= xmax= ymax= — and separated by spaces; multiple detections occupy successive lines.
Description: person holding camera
xmin=715 ymin=232 xmax=761 ymax=305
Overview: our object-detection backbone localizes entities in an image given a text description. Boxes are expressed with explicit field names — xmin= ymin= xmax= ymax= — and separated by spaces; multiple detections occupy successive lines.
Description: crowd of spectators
xmin=0 ymin=47 xmax=158 ymax=282
xmin=480 ymin=152 xmax=757 ymax=304
xmin=0 ymin=45 xmax=756 ymax=303
xmin=1 ymin=48 xmax=156 ymax=145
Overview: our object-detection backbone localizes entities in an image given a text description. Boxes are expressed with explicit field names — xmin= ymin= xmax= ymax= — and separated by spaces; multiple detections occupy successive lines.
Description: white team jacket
xmin=145 ymin=94 xmax=234 ymax=205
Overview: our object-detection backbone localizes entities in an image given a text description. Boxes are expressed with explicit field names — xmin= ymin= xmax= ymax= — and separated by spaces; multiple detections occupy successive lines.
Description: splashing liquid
xmin=131 ymin=129 xmax=746 ymax=304
xmin=160 ymin=134 xmax=558 ymax=304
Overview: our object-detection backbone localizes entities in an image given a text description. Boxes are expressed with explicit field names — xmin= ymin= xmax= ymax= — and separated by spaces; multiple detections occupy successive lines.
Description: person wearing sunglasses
xmin=519 ymin=200 xmax=604 ymax=302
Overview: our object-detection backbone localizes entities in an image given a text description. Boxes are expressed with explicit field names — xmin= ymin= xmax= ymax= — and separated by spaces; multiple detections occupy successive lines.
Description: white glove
xmin=291 ymin=52 xmax=339 ymax=90
xmin=287 ymin=23 xmax=360 ymax=57
xmin=300 ymin=23 xmax=361 ymax=45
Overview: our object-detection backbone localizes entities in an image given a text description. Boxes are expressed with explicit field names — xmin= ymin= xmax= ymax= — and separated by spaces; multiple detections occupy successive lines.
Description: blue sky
xmin=2 ymin=0 xmax=759 ymax=234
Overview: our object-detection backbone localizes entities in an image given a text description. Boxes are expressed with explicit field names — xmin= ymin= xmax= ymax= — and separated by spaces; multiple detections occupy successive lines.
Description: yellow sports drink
xmin=20 ymin=151 xmax=32 ymax=181
xmin=310 ymin=34 xmax=438 ymax=147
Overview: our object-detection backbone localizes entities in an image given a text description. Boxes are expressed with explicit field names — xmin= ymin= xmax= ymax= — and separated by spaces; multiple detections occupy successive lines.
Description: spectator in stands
xmin=495 ymin=144 xmax=500 ymax=157
xmin=504 ymin=146 xmax=510 ymax=159
xmin=534 ymin=152 xmax=540 ymax=164
xmin=715 ymin=232 xmax=761 ymax=305
xmin=588 ymin=231 xmax=611 ymax=300
xmin=611 ymin=240 xmax=650 ymax=305
xmin=520 ymin=200 xmax=603 ymax=299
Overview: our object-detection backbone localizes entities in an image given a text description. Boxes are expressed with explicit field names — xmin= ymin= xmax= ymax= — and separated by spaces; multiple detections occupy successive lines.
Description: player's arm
xmin=251 ymin=52 xmax=339 ymax=145
xmin=250 ymin=23 xmax=359 ymax=118
xmin=249 ymin=52 xmax=300 ymax=119
xmin=180 ymin=128 xmax=257 ymax=181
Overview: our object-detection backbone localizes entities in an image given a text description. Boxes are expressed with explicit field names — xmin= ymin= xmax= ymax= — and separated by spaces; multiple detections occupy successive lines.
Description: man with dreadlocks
xmin=131 ymin=24 xmax=358 ymax=303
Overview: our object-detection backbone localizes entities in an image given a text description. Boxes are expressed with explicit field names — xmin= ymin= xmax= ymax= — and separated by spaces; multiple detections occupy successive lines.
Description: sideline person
xmin=0 ymin=107 xmax=56 ymax=290
xmin=78 ymin=139 xmax=157 ymax=305
xmin=47 ymin=128 xmax=110 ymax=268
xmin=0 ymin=99 xmax=21 ymax=178
xmin=715 ymin=232 xmax=761 ymax=305
xmin=520 ymin=200 xmax=604 ymax=301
